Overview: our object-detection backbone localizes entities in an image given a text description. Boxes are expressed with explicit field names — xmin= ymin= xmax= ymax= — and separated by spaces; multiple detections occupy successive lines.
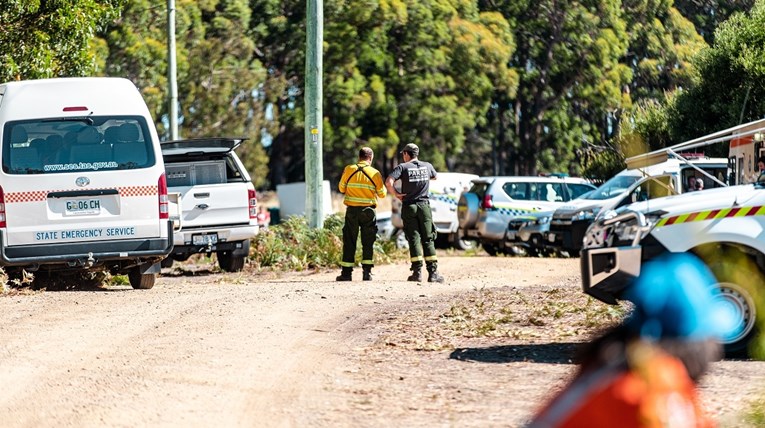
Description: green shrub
xmin=249 ymin=214 xmax=406 ymax=271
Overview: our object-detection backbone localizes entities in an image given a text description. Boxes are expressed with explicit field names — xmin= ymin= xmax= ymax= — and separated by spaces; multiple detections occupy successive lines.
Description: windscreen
xmin=585 ymin=174 xmax=641 ymax=200
xmin=2 ymin=116 xmax=156 ymax=175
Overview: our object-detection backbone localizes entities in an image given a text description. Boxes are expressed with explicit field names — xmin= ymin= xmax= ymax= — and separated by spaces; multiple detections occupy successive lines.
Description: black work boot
xmin=426 ymin=262 xmax=445 ymax=283
xmin=407 ymin=264 xmax=423 ymax=282
xmin=362 ymin=265 xmax=373 ymax=281
xmin=336 ymin=267 xmax=353 ymax=282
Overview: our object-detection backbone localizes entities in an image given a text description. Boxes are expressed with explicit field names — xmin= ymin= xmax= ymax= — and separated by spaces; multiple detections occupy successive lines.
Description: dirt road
xmin=1 ymin=256 xmax=763 ymax=427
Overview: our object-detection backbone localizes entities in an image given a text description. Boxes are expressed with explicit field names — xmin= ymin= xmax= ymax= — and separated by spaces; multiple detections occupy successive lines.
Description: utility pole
xmin=167 ymin=0 xmax=179 ymax=140
xmin=305 ymin=0 xmax=324 ymax=228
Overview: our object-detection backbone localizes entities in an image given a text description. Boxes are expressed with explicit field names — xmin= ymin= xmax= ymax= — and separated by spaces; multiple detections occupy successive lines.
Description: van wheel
xmin=217 ymin=251 xmax=245 ymax=272
xmin=128 ymin=268 xmax=156 ymax=290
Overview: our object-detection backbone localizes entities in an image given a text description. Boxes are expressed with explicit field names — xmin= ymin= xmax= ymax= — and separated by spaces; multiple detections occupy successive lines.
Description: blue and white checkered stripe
xmin=429 ymin=192 xmax=457 ymax=207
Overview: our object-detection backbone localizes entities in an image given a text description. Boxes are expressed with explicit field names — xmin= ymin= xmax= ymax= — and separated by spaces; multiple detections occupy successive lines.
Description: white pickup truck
xmin=161 ymin=138 xmax=258 ymax=271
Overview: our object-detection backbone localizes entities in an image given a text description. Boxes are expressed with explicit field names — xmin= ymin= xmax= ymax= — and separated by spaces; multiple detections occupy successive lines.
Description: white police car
xmin=458 ymin=176 xmax=595 ymax=255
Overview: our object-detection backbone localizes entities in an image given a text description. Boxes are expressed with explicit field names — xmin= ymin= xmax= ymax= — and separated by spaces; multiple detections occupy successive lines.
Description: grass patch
xmin=250 ymin=214 xmax=407 ymax=271
xmin=379 ymin=285 xmax=628 ymax=351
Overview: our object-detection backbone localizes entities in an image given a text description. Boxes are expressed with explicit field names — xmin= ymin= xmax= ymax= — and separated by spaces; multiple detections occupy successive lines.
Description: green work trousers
xmin=341 ymin=206 xmax=377 ymax=267
xmin=402 ymin=201 xmax=437 ymax=267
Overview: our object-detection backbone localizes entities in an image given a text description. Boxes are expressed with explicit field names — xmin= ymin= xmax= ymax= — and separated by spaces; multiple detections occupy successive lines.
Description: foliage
xmin=665 ymin=1 xmax=765 ymax=144
xmin=257 ymin=0 xmax=517 ymax=185
xmin=249 ymin=214 xmax=405 ymax=271
xmin=2 ymin=0 xmax=755 ymax=186
xmin=674 ymin=0 xmax=755 ymax=44
xmin=481 ymin=0 xmax=631 ymax=176
xmin=97 ymin=0 xmax=270 ymax=188
xmin=579 ymin=144 xmax=625 ymax=183
xmin=0 ymin=0 xmax=124 ymax=82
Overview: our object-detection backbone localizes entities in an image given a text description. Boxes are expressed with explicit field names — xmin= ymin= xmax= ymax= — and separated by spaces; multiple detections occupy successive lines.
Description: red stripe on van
xmin=6 ymin=186 xmax=157 ymax=203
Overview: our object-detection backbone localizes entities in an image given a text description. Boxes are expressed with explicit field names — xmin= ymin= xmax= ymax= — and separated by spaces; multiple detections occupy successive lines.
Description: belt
xmin=403 ymin=200 xmax=429 ymax=206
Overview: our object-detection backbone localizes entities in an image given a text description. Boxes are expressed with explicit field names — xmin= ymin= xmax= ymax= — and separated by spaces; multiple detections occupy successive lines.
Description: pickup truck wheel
xmin=128 ymin=268 xmax=156 ymax=290
xmin=707 ymin=258 xmax=760 ymax=357
xmin=217 ymin=251 xmax=246 ymax=272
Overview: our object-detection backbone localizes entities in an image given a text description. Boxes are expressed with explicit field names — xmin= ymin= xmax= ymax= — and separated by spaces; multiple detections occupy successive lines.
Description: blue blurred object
xmin=624 ymin=253 xmax=735 ymax=340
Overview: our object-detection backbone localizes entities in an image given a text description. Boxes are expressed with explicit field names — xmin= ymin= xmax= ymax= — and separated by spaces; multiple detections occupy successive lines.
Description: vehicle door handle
xmin=196 ymin=204 xmax=209 ymax=210
xmin=194 ymin=192 xmax=210 ymax=198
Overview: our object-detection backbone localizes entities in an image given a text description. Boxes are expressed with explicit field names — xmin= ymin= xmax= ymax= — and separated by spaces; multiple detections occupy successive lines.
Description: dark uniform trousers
xmin=402 ymin=201 xmax=437 ymax=267
xmin=341 ymin=206 xmax=377 ymax=267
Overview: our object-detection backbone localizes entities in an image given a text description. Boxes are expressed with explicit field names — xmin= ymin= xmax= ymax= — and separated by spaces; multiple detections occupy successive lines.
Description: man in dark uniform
xmin=385 ymin=143 xmax=444 ymax=283
xmin=337 ymin=147 xmax=387 ymax=281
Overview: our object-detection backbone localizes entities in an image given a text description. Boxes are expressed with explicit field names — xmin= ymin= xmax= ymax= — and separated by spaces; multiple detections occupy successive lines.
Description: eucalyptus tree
xmin=674 ymin=0 xmax=755 ymax=44
xmin=667 ymin=0 xmax=765 ymax=144
xmin=0 ymin=0 xmax=123 ymax=82
xmin=323 ymin=0 xmax=517 ymax=175
xmin=253 ymin=0 xmax=516 ymax=184
xmin=99 ymin=0 xmax=269 ymax=187
xmin=623 ymin=1 xmax=707 ymax=103
xmin=482 ymin=0 xmax=631 ymax=176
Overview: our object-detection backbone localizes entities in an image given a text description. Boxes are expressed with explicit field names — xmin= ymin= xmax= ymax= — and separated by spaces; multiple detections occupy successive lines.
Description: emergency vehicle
xmin=580 ymin=119 xmax=765 ymax=356
xmin=0 ymin=77 xmax=172 ymax=289
xmin=728 ymin=117 xmax=765 ymax=184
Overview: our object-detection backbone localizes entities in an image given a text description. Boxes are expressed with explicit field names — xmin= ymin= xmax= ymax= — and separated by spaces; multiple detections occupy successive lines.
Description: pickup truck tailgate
xmin=176 ymin=183 xmax=251 ymax=227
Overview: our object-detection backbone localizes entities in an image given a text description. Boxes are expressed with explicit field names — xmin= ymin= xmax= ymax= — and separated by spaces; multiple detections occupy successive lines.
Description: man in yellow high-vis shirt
xmin=337 ymin=147 xmax=387 ymax=281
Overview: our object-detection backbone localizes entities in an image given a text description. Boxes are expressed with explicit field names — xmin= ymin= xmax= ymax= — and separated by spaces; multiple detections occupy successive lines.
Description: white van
xmin=0 ymin=77 xmax=172 ymax=288
xmin=391 ymin=172 xmax=479 ymax=249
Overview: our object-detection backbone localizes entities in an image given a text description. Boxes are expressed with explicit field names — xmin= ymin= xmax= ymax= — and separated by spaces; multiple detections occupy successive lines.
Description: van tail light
xmin=158 ymin=174 xmax=169 ymax=219
xmin=481 ymin=194 xmax=494 ymax=210
xmin=0 ymin=186 xmax=6 ymax=228
xmin=248 ymin=189 xmax=257 ymax=219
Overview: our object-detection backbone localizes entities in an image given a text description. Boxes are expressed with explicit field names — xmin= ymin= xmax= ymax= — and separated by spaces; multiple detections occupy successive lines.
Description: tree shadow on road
xmin=449 ymin=342 xmax=583 ymax=364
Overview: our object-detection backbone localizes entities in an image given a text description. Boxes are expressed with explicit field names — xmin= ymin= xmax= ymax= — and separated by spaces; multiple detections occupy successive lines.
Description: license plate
xmin=547 ymin=233 xmax=556 ymax=243
xmin=65 ymin=199 xmax=100 ymax=216
xmin=193 ymin=233 xmax=218 ymax=245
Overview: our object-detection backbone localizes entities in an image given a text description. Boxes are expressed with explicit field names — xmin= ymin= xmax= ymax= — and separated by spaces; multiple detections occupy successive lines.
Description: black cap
xmin=400 ymin=143 xmax=419 ymax=156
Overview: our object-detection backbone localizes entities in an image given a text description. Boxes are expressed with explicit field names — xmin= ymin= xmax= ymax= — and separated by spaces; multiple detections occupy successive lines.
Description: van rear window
xmin=2 ymin=116 xmax=156 ymax=175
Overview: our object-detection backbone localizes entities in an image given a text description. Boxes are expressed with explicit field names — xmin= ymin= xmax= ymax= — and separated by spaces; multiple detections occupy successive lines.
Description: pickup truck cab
xmin=161 ymin=138 xmax=258 ymax=271
xmin=545 ymin=157 xmax=729 ymax=256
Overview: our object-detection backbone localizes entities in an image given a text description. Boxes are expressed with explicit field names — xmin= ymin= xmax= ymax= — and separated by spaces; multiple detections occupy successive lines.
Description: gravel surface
xmin=0 ymin=255 xmax=763 ymax=427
